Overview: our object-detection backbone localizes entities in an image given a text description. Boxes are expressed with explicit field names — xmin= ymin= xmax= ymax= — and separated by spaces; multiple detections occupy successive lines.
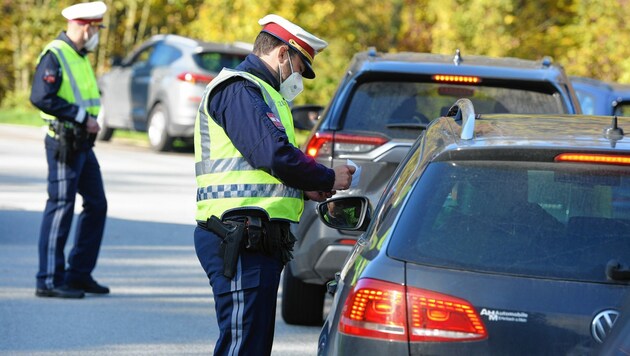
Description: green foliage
xmin=1 ymin=89 xmax=31 ymax=110
xmin=0 ymin=107 xmax=41 ymax=126
xmin=3 ymin=0 xmax=630 ymax=110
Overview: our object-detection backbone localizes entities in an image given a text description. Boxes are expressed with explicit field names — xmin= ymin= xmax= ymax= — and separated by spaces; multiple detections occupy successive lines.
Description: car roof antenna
xmin=453 ymin=49 xmax=462 ymax=66
xmin=604 ymin=116 xmax=624 ymax=148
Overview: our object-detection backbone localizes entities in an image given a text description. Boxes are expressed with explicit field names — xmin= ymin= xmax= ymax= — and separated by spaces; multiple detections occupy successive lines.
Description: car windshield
xmin=342 ymin=81 xmax=566 ymax=139
xmin=388 ymin=161 xmax=630 ymax=282
xmin=194 ymin=52 xmax=247 ymax=73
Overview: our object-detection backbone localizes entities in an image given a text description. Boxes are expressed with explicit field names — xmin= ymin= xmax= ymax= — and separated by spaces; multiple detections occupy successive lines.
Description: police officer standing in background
xmin=30 ymin=1 xmax=109 ymax=299
xmin=194 ymin=14 xmax=354 ymax=355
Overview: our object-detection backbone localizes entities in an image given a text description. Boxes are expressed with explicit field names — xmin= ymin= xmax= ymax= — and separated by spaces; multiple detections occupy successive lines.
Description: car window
xmin=615 ymin=102 xmax=630 ymax=116
xmin=194 ymin=52 xmax=247 ymax=73
xmin=388 ymin=161 xmax=630 ymax=283
xmin=131 ymin=45 xmax=154 ymax=69
xmin=149 ymin=43 xmax=182 ymax=67
xmin=342 ymin=82 xmax=567 ymax=140
xmin=575 ymin=89 xmax=597 ymax=115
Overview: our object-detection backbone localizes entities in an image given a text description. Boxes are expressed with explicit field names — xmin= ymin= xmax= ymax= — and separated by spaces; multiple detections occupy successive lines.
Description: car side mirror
xmin=291 ymin=104 xmax=323 ymax=131
xmin=110 ymin=56 xmax=123 ymax=67
xmin=317 ymin=196 xmax=371 ymax=231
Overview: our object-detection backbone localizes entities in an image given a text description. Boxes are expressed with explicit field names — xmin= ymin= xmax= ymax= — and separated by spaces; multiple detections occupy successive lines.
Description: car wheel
xmin=148 ymin=103 xmax=174 ymax=152
xmin=281 ymin=263 xmax=326 ymax=326
xmin=96 ymin=105 xmax=114 ymax=141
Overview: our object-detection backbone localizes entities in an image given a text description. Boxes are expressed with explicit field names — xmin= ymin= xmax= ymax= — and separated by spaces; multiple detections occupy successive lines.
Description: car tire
xmin=281 ymin=263 xmax=326 ymax=326
xmin=96 ymin=104 xmax=114 ymax=141
xmin=148 ymin=103 xmax=174 ymax=152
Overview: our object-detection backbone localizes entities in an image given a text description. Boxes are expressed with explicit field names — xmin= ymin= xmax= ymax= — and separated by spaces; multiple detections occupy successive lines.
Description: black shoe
xmin=69 ymin=280 xmax=110 ymax=294
xmin=35 ymin=285 xmax=85 ymax=299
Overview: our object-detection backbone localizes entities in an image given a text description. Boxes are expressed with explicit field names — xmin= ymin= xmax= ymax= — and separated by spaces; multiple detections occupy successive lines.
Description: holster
xmin=53 ymin=121 xmax=91 ymax=165
xmin=206 ymin=216 xmax=246 ymax=279
xmin=245 ymin=216 xmax=263 ymax=250
xmin=54 ymin=121 xmax=76 ymax=165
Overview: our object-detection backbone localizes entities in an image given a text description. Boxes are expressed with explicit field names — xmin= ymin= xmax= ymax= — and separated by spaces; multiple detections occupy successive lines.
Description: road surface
xmin=0 ymin=124 xmax=322 ymax=355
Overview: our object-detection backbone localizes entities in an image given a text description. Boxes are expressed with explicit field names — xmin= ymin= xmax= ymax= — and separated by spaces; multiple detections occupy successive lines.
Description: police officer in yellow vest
xmin=194 ymin=14 xmax=355 ymax=355
xmin=30 ymin=1 xmax=109 ymax=299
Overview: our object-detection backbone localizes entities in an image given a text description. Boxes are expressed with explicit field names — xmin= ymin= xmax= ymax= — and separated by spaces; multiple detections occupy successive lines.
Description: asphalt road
xmin=0 ymin=124 xmax=321 ymax=355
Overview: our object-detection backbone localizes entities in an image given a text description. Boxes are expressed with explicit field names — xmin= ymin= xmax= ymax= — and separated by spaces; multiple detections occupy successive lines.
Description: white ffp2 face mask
xmin=280 ymin=72 xmax=304 ymax=102
xmin=84 ymin=32 xmax=99 ymax=52
xmin=279 ymin=54 xmax=304 ymax=102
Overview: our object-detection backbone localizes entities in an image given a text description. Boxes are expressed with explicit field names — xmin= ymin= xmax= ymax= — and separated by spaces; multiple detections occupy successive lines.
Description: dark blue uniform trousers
xmin=37 ymin=135 xmax=107 ymax=290
xmin=194 ymin=226 xmax=284 ymax=356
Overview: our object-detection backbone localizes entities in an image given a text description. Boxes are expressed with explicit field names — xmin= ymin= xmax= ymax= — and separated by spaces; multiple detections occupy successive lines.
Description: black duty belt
xmin=197 ymin=215 xmax=295 ymax=278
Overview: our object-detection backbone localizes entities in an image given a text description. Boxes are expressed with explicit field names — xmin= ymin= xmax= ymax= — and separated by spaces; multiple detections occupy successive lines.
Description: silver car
xmin=98 ymin=34 xmax=251 ymax=151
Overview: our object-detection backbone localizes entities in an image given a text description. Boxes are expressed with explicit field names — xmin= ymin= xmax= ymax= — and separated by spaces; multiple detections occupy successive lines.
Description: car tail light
xmin=339 ymin=279 xmax=407 ymax=341
xmin=432 ymin=74 xmax=481 ymax=84
xmin=407 ymin=287 xmax=487 ymax=341
xmin=305 ymin=132 xmax=389 ymax=158
xmin=339 ymin=278 xmax=487 ymax=342
xmin=555 ymin=153 xmax=630 ymax=166
xmin=177 ymin=72 xmax=214 ymax=85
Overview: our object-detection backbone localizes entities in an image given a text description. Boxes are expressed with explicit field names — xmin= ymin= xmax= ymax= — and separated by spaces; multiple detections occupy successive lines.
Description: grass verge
xmin=0 ymin=107 xmax=149 ymax=144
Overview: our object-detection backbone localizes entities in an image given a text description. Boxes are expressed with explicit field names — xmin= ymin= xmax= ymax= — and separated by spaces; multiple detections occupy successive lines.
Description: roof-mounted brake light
xmin=555 ymin=153 xmax=630 ymax=165
xmin=432 ymin=75 xmax=481 ymax=84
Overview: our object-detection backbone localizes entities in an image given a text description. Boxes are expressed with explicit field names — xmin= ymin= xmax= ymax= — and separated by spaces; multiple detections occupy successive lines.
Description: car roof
xmin=148 ymin=34 xmax=252 ymax=55
xmin=460 ymin=114 xmax=630 ymax=149
xmin=432 ymin=100 xmax=630 ymax=153
xmin=348 ymin=49 xmax=568 ymax=81
xmin=571 ymin=76 xmax=630 ymax=98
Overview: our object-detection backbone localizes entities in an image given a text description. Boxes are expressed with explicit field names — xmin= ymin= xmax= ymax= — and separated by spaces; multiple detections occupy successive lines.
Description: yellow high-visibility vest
xmin=37 ymin=39 xmax=101 ymax=125
xmin=194 ymin=69 xmax=304 ymax=222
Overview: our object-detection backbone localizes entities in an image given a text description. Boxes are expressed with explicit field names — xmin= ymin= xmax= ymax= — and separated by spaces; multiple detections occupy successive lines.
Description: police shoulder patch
xmin=43 ymin=69 xmax=57 ymax=84
xmin=266 ymin=112 xmax=285 ymax=131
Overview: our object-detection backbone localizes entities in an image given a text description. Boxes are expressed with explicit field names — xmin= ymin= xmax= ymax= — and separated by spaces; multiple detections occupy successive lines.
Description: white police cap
xmin=258 ymin=14 xmax=328 ymax=79
xmin=62 ymin=1 xmax=107 ymax=25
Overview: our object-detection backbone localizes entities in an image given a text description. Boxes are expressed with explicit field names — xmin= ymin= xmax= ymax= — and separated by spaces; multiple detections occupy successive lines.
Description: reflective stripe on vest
xmin=37 ymin=40 xmax=101 ymax=123
xmin=194 ymin=69 xmax=303 ymax=222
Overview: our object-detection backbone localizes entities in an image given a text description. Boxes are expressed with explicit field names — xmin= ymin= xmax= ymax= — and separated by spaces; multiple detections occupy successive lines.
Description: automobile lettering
xmin=480 ymin=308 xmax=528 ymax=323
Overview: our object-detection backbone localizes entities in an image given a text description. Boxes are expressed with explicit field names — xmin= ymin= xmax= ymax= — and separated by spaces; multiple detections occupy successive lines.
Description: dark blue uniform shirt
xmin=30 ymin=31 xmax=90 ymax=125
xmin=207 ymin=54 xmax=334 ymax=192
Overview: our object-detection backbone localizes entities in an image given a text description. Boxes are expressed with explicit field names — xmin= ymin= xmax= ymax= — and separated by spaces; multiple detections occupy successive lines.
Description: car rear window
xmin=194 ymin=52 xmax=247 ymax=73
xmin=388 ymin=161 xmax=630 ymax=283
xmin=342 ymin=81 xmax=566 ymax=139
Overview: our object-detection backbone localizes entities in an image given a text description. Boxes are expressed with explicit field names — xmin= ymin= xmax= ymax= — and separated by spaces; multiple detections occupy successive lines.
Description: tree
xmin=559 ymin=0 xmax=630 ymax=82
xmin=3 ymin=0 xmax=630 ymax=109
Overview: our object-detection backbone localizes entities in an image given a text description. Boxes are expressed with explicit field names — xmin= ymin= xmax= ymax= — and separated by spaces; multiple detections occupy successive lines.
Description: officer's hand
xmin=86 ymin=116 xmax=100 ymax=134
xmin=332 ymin=165 xmax=356 ymax=191
xmin=305 ymin=191 xmax=333 ymax=202
xmin=304 ymin=191 xmax=335 ymax=202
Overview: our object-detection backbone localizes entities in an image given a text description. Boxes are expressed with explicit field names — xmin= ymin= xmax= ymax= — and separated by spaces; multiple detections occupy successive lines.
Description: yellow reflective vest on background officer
xmin=194 ymin=69 xmax=304 ymax=223
xmin=37 ymin=39 xmax=101 ymax=126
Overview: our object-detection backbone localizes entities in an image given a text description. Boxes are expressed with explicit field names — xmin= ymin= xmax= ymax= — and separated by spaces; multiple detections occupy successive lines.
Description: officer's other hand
xmin=86 ymin=116 xmax=100 ymax=134
xmin=332 ymin=164 xmax=356 ymax=191
xmin=305 ymin=191 xmax=333 ymax=202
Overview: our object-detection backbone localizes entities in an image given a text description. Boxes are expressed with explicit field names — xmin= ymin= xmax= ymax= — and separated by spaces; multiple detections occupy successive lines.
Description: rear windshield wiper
xmin=606 ymin=259 xmax=630 ymax=281
xmin=386 ymin=123 xmax=428 ymax=130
